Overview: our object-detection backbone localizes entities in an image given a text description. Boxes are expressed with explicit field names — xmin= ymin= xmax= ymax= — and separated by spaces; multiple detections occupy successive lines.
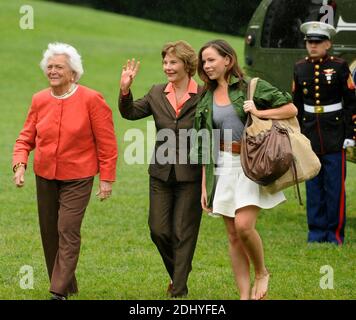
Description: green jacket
xmin=190 ymin=76 xmax=292 ymax=207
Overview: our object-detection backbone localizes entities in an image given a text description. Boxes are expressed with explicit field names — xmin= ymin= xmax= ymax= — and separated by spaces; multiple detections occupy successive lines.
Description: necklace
xmin=51 ymin=83 xmax=78 ymax=99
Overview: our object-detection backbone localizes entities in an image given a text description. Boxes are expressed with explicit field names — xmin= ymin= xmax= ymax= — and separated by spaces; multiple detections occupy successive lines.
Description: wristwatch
xmin=13 ymin=162 xmax=26 ymax=173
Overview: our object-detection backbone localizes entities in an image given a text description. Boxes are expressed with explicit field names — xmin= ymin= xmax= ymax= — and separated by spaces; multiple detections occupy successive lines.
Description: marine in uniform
xmin=292 ymin=21 xmax=356 ymax=244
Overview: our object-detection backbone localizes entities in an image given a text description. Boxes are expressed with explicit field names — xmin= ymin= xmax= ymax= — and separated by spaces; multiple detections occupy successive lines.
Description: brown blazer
xmin=119 ymin=84 xmax=203 ymax=182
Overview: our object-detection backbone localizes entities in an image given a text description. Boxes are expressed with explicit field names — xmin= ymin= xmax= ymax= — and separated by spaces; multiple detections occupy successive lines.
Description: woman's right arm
xmin=12 ymin=103 xmax=37 ymax=187
xmin=119 ymin=59 xmax=152 ymax=120
xmin=201 ymin=165 xmax=212 ymax=213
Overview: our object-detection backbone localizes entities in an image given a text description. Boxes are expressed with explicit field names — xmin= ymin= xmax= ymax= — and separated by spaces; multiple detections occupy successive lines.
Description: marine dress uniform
xmin=292 ymin=22 xmax=356 ymax=244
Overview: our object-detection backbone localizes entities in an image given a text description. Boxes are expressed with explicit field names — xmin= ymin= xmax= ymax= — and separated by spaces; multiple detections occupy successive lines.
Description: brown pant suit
xmin=119 ymin=84 xmax=203 ymax=297
xmin=149 ymin=168 xmax=202 ymax=296
xmin=35 ymin=175 xmax=94 ymax=296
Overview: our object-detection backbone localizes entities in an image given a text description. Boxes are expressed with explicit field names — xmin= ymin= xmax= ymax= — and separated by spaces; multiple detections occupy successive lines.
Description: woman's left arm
xmin=244 ymin=101 xmax=298 ymax=119
xmin=243 ymin=78 xmax=298 ymax=119
xmin=89 ymin=92 xmax=118 ymax=184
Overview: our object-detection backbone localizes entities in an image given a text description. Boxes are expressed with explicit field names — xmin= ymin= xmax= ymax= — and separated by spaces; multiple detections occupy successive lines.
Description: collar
xmin=305 ymin=54 xmax=330 ymax=64
xmin=50 ymin=83 xmax=79 ymax=100
xmin=228 ymin=75 xmax=240 ymax=86
xmin=164 ymin=78 xmax=198 ymax=94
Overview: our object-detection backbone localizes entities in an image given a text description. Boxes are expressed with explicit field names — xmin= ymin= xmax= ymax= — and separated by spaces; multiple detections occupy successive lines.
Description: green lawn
xmin=0 ymin=0 xmax=355 ymax=300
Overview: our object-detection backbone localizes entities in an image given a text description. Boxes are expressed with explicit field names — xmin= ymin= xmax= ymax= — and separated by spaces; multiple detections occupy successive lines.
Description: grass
xmin=0 ymin=0 xmax=355 ymax=300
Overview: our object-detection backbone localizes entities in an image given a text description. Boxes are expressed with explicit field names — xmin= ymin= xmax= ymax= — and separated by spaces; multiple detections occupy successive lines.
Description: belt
xmin=304 ymin=102 xmax=342 ymax=114
xmin=220 ymin=141 xmax=241 ymax=154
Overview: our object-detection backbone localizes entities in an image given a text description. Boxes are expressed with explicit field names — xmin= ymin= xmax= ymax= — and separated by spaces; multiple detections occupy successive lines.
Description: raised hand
xmin=120 ymin=58 xmax=140 ymax=95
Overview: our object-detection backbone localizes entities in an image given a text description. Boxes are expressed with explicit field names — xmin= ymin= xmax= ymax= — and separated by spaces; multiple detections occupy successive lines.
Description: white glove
xmin=343 ymin=139 xmax=355 ymax=149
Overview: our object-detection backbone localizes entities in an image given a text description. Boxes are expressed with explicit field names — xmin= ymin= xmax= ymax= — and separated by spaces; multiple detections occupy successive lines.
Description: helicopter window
xmin=261 ymin=0 xmax=336 ymax=49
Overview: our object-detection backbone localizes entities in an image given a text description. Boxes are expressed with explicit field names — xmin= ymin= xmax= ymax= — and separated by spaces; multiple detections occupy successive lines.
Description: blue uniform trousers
xmin=306 ymin=151 xmax=346 ymax=245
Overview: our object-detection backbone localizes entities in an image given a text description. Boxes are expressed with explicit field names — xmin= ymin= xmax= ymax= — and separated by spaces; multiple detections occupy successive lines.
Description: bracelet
xmin=13 ymin=162 xmax=26 ymax=173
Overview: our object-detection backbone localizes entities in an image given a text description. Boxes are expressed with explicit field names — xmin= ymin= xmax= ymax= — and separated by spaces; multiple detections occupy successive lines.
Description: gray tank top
xmin=213 ymin=100 xmax=245 ymax=142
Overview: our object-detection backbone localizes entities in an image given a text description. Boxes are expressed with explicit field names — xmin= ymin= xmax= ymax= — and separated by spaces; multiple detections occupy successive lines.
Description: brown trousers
xmin=149 ymin=168 xmax=202 ymax=297
xmin=35 ymin=175 xmax=94 ymax=296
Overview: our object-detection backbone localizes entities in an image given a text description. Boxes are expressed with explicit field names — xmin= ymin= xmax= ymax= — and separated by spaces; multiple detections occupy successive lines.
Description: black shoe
xmin=50 ymin=293 xmax=67 ymax=300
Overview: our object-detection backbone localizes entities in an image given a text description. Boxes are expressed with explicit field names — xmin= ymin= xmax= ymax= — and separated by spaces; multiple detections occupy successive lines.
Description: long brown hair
xmin=197 ymin=39 xmax=244 ymax=91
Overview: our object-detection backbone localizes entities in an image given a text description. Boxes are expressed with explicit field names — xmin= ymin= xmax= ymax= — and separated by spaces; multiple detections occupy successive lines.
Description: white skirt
xmin=211 ymin=151 xmax=286 ymax=218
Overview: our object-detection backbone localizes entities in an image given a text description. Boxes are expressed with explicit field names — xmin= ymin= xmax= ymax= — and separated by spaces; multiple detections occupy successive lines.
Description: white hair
xmin=40 ymin=42 xmax=84 ymax=82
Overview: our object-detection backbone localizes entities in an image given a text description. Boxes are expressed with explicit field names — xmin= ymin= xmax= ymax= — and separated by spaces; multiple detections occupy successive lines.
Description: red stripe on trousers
xmin=335 ymin=150 xmax=346 ymax=245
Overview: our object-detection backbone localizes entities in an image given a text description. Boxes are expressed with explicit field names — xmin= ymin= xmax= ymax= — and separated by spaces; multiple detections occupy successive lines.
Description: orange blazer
xmin=13 ymin=85 xmax=118 ymax=181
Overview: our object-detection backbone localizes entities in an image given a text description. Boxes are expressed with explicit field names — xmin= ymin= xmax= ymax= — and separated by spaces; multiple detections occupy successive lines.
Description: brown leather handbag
xmin=262 ymin=115 xmax=321 ymax=195
xmin=240 ymin=78 xmax=294 ymax=186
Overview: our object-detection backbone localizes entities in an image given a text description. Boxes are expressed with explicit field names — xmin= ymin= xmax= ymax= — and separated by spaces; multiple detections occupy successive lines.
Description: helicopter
xmin=244 ymin=0 xmax=356 ymax=162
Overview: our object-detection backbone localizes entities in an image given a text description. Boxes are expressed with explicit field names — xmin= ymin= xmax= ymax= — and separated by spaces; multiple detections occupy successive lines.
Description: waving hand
xmin=120 ymin=58 xmax=140 ymax=95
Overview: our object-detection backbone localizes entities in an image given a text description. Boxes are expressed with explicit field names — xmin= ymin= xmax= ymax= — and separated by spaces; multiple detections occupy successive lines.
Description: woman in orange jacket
xmin=12 ymin=42 xmax=118 ymax=300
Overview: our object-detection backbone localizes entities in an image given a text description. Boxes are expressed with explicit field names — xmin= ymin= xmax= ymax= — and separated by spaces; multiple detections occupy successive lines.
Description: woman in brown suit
xmin=119 ymin=41 xmax=203 ymax=298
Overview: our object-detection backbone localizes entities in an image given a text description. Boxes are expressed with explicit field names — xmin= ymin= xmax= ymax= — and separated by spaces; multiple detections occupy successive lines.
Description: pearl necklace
xmin=51 ymin=83 xmax=78 ymax=99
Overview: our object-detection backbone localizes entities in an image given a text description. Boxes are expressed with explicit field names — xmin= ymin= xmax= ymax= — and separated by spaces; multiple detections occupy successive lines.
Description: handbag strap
xmin=247 ymin=77 xmax=259 ymax=101
xmin=291 ymin=160 xmax=303 ymax=206
xmin=244 ymin=77 xmax=259 ymax=127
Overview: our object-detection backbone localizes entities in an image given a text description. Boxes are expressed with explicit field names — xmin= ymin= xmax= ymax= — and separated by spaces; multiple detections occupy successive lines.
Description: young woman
xmin=192 ymin=39 xmax=297 ymax=300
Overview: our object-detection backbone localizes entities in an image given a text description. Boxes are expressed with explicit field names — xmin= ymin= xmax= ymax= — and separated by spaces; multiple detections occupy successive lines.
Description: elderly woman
xmin=119 ymin=40 xmax=203 ymax=298
xmin=12 ymin=43 xmax=118 ymax=300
